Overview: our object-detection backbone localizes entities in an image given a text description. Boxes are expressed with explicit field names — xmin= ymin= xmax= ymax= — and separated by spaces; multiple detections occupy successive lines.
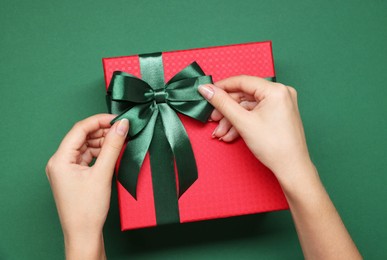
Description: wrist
xmin=64 ymin=231 xmax=106 ymax=260
xmin=273 ymin=158 xmax=323 ymax=200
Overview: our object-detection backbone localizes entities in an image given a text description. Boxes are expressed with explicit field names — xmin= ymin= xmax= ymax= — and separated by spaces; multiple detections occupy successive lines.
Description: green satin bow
xmin=106 ymin=53 xmax=213 ymax=219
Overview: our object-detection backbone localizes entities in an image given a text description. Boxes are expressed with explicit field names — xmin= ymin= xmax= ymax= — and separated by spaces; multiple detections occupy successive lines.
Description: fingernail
xmin=212 ymin=125 xmax=219 ymax=138
xmin=116 ymin=119 xmax=129 ymax=136
xmin=198 ymin=85 xmax=214 ymax=100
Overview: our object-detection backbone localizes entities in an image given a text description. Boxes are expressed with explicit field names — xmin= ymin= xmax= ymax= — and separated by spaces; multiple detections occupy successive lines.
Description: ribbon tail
xmin=148 ymin=113 xmax=180 ymax=225
xmin=117 ymin=110 xmax=158 ymax=199
xmin=158 ymin=104 xmax=198 ymax=197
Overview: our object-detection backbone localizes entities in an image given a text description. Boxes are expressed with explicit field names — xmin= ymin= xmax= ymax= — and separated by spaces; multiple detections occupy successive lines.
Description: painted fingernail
xmin=116 ymin=119 xmax=129 ymax=136
xmin=198 ymin=85 xmax=214 ymax=100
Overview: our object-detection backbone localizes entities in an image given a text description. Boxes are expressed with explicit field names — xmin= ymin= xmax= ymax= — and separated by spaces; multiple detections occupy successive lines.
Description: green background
xmin=1 ymin=0 xmax=386 ymax=259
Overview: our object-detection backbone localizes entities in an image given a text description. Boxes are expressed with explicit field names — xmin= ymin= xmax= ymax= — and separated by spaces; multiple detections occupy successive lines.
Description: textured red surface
xmin=103 ymin=41 xmax=289 ymax=230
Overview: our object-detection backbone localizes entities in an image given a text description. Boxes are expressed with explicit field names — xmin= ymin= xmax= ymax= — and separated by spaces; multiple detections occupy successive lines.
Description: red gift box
xmin=103 ymin=41 xmax=289 ymax=231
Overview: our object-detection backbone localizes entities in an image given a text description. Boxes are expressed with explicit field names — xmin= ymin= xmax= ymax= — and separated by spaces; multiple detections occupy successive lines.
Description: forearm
xmin=277 ymin=161 xmax=362 ymax=260
xmin=65 ymin=232 xmax=106 ymax=260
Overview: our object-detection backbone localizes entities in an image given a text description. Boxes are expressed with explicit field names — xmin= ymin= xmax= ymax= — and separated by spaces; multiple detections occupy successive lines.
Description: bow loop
xmin=166 ymin=61 xmax=205 ymax=85
xmin=167 ymin=75 xmax=213 ymax=122
xmin=108 ymin=71 xmax=154 ymax=103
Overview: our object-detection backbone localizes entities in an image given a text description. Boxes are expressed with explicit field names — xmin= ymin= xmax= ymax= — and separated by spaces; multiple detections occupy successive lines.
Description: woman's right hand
xmin=198 ymin=76 xmax=361 ymax=260
xmin=198 ymin=75 xmax=313 ymax=183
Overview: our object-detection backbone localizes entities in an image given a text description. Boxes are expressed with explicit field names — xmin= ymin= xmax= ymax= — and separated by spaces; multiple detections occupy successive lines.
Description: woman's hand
xmin=199 ymin=76 xmax=311 ymax=183
xmin=46 ymin=114 xmax=129 ymax=260
xmin=198 ymin=76 xmax=361 ymax=259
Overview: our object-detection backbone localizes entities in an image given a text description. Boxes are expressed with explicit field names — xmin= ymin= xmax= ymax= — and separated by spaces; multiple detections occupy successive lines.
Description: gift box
xmin=103 ymin=41 xmax=289 ymax=231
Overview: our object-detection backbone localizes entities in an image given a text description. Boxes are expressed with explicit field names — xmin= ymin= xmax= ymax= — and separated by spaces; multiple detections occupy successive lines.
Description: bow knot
xmin=154 ymin=89 xmax=167 ymax=104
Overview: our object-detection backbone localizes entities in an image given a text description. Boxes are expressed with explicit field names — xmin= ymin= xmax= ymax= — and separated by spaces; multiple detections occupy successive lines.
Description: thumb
xmin=94 ymin=119 xmax=129 ymax=176
xmin=198 ymin=84 xmax=249 ymax=127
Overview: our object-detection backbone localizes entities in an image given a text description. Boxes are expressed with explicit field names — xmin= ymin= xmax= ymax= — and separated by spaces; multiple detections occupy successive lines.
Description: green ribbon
xmin=106 ymin=52 xmax=213 ymax=224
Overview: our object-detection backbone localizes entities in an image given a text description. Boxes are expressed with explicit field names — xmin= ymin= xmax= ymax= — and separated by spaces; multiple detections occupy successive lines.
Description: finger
xmin=221 ymin=127 xmax=240 ymax=142
xmin=79 ymin=143 xmax=88 ymax=153
xmin=210 ymin=93 xmax=256 ymax=122
xmin=210 ymin=109 xmax=224 ymax=121
xmin=80 ymin=147 xmax=101 ymax=165
xmin=86 ymin=137 xmax=105 ymax=148
xmin=240 ymin=100 xmax=258 ymax=111
xmin=88 ymin=128 xmax=110 ymax=139
xmin=59 ymin=114 xmax=116 ymax=153
xmin=215 ymin=75 xmax=273 ymax=101
xmin=213 ymin=117 xmax=232 ymax=139
xmin=79 ymin=161 xmax=90 ymax=167
xmin=198 ymin=84 xmax=250 ymax=128
xmin=94 ymin=119 xmax=129 ymax=177
xmin=210 ymin=100 xmax=258 ymax=122
xmin=229 ymin=92 xmax=256 ymax=102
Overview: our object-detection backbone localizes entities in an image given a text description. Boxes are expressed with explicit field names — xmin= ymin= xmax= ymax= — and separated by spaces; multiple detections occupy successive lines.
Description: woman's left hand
xmin=46 ymin=114 xmax=129 ymax=260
